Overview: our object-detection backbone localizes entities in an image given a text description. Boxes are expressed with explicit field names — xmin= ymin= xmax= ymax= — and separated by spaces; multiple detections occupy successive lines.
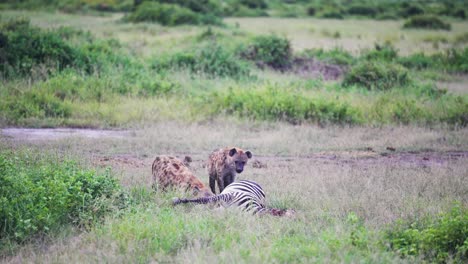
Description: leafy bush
xmin=403 ymin=15 xmax=451 ymax=30
xmin=364 ymin=43 xmax=398 ymax=61
xmin=125 ymin=2 xmax=201 ymax=25
xmin=242 ymin=35 xmax=292 ymax=70
xmin=239 ymin=0 xmax=267 ymax=9
xmin=153 ymin=42 xmax=251 ymax=79
xmin=211 ymin=85 xmax=360 ymax=124
xmin=0 ymin=151 xmax=128 ymax=244
xmin=347 ymin=5 xmax=379 ymax=17
xmin=386 ymin=204 xmax=468 ymax=263
xmin=0 ymin=18 xmax=90 ymax=79
xmin=397 ymin=53 xmax=439 ymax=70
xmin=397 ymin=48 xmax=468 ymax=73
xmin=126 ymin=1 xmax=222 ymax=26
xmin=400 ymin=5 xmax=424 ymax=18
xmin=320 ymin=11 xmax=344 ymax=19
xmin=343 ymin=61 xmax=410 ymax=90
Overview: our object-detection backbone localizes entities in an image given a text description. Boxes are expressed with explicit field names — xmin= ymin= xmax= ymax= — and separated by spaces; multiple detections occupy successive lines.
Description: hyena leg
xmin=218 ymin=178 xmax=225 ymax=194
xmin=209 ymin=175 xmax=216 ymax=194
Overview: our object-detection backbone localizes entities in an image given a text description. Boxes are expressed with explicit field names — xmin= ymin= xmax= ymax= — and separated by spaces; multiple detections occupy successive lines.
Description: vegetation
xmin=0 ymin=150 xmax=128 ymax=247
xmin=343 ymin=61 xmax=410 ymax=91
xmin=403 ymin=15 xmax=452 ymax=31
xmin=0 ymin=8 xmax=467 ymax=261
xmin=242 ymin=34 xmax=292 ymax=70
xmin=387 ymin=204 xmax=468 ymax=263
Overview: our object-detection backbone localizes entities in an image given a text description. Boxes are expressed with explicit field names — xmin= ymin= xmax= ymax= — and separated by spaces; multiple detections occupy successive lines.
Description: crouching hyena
xmin=207 ymin=147 xmax=252 ymax=194
xmin=152 ymin=155 xmax=213 ymax=197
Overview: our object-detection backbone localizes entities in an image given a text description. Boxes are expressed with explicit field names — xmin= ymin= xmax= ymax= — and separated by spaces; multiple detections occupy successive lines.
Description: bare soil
xmin=2 ymin=128 xmax=466 ymax=171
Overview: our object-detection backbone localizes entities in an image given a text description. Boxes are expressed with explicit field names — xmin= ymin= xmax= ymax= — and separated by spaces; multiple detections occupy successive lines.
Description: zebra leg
xmin=172 ymin=194 xmax=227 ymax=206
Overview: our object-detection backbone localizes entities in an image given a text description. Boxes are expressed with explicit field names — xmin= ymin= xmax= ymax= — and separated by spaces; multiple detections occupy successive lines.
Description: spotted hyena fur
xmin=207 ymin=147 xmax=252 ymax=194
xmin=152 ymin=155 xmax=212 ymax=197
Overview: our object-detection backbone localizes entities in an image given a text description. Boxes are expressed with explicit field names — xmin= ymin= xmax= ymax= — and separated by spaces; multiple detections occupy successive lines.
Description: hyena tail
xmin=172 ymin=193 xmax=228 ymax=206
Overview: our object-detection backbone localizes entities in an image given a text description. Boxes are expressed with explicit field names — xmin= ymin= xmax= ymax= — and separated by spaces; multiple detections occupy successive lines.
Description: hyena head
xmin=228 ymin=148 xmax=252 ymax=173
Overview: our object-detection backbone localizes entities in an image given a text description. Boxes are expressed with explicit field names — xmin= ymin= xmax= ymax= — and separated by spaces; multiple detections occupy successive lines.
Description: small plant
xmin=343 ymin=61 xmax=410 ymax=90
xmin=386 ymin=204 xmax=468 ymax=263
xmin=403 ymin=15 xmax=451 ymax=30
xmin=242 ymin=35 xmax=292 ymax=70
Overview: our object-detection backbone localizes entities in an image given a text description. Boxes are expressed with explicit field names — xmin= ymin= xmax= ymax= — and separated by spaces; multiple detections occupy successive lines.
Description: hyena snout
xmin=235 ymin=162 xmax=245 ymax=173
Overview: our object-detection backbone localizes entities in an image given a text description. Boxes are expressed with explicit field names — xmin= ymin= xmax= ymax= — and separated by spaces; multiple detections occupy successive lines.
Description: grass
xmin=0 ymin=8 xmax=467 ymax=262
xmin=1 ymin=122 xmax=467 ymax=262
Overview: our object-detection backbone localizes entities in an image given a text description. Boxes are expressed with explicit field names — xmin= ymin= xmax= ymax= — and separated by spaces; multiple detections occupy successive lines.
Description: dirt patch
xmin=1 ymin=128 xmax=130 ymax=141
xmin=290 ymin=57 xmax=345 ymax=80
xmin=255 ymin=150 xmax=468 ymax=168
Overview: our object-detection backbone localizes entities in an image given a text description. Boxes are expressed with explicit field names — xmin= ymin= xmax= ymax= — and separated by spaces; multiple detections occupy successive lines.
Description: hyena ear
xmin=245 ymin=151 xmax=252 ymax=159
xmin=229 ymin=148 xmax=237 ymax=157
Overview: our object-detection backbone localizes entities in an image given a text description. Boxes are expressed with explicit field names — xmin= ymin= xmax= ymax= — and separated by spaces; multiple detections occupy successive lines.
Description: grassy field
xmin=1 ymin=6 xmax=468 ymax=263
xmin=1 ymin=123 xmax=467 ymax=262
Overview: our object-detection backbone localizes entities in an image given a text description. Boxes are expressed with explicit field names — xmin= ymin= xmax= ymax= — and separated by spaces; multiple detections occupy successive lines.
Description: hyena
xmin=207 ymin=147 xmax=252 ymax=194
xmin=152 ymin=155 xmax=212 ymax=198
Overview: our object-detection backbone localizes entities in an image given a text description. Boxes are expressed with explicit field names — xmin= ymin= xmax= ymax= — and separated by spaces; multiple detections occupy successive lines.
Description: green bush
xmin=211 ymin=85 xmax=360 ymax=124
xmin=0 ymin=18 xmax=89 ymax=79
xmin=347 ymin=5 xmax=379 ymax=17
xmin=386 ymin=204 xmax=468 ymax=263
xmin=403 ymin=15 xmax=451 ymax=30
xmin=0 ymin=151 xmax=128 ymax=244
xmin=320 ymin=11 xmax=344 ymax=19
xmin=239 ymin=0 xmax=267 ymax=9
xmin=153 ymin=42 xmax=251 ymax=79
xmin=400 ymin=5 xmax=424 ymax=18
xmin=126 ymin=2 xmax=198 ymax=25
xmin=243 ymin=35 xmax=292 ymax=70
xmin=397 ymin=53 xmax=440 ymax=70
xmin=125 ymin=1 xmax=222 ymax=26
xmin=343 ymin=61 xmax=410 ymax=90
xmin=364 ymin=43 xmax=398 ymax=61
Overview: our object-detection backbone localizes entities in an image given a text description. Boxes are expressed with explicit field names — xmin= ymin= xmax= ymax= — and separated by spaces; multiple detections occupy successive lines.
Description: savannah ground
xmin=1 ymin=6 xmax=468 ymax=264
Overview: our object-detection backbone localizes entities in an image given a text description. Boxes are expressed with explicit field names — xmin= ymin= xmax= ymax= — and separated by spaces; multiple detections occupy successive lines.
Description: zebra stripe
xmin=173 ymin=180 xmax=267 ymax=214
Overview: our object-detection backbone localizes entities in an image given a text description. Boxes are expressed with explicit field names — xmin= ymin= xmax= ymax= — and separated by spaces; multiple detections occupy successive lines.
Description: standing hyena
xmin=152 ymin=155 xmax=213 ymax=197
xmin=207 ymin=147 xmax=252 ymax=194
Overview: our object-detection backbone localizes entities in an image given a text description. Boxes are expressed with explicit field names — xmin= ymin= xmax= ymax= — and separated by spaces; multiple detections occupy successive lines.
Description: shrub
xmin=0 ymin=151 xmax=128 ymax=244
xmin=211 ymin=85 xmax=360 ymax=124
xmin=397 ymin=53 xmax=439 ymax=70
xmin=364 ymin=43 xmax=398 ymax=61
xmin=347 ymin=5 xmax=379 ymax=17
xmin=126 ymin=2 xmax=209 ymax=26
xmin=306 ymin=6 xmax=316 ymax=16
xmin=343 ymin=61 xmax=410 ymax=90
xmin=320 ymin=11 xmax=344 ymax=19
xmin=386 ymin=204 xmax=468 ymax=263
xmin=444 ymin=48 xmax=468 ymax=72
xmin=243 ymin=35 xmax=292 ymax=70
xmin=0 ymin=18 xmax=89 ymax=79
xmin=453 ymin=9 xmax=466 ymax=19
xmin=400 ymin=5 xmax=424 ymax=18
xmin=403 ymin=15 xmax=451 ymax=30
xmin=153 ymin=42 xmax=251 ymax=79
xmin=239 ymin=0 xmax=268 ymax=9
